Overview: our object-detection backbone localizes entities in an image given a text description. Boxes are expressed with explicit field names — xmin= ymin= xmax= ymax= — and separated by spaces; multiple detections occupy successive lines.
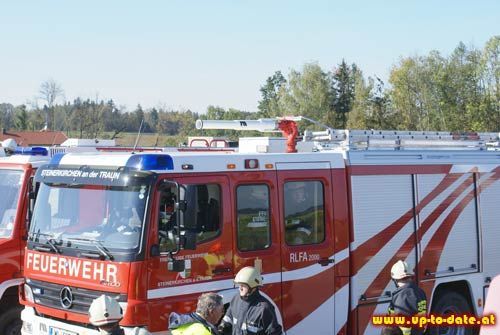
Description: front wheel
xmin=427 ymin=291 xmax=475 ymax=335
xmin=0 ymin=306 xmax=23 ymax=335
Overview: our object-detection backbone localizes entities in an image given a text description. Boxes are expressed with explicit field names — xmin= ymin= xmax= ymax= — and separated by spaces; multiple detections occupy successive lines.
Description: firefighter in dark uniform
xmin=382 ymin=260 xmax=427 ymax=335
xmin=219 ymin=266 xmax=283 ymax=335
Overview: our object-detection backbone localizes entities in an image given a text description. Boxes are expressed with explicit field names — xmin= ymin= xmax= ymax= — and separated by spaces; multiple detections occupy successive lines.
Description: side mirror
xmin=27 ymin=179 xmax=37 ymax=231
xmin=182 ymin=199 xmax=197 ymax=231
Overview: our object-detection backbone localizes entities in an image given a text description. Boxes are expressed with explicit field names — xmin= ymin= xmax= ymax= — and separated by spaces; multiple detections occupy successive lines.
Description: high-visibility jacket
xmin=169 ymin=312 xmax=218 ymax=335
xmin=171 ymin=322 xmax=212 ymax=335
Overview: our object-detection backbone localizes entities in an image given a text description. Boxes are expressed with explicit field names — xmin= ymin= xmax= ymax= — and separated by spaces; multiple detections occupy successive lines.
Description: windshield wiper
xmin=45 ymin=238 xmax=62 ymax=254
xmin=29 ymin=230 xmax=62 ymax=254
xmin=28 ymin=229 xmax=52 ymax=242
xmin=65 ymin=237 xmax=114 ymax=260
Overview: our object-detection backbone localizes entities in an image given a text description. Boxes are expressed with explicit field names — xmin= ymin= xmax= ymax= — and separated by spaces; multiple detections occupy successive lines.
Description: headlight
xmin=24 ymin=284 xmax=34 ymax=303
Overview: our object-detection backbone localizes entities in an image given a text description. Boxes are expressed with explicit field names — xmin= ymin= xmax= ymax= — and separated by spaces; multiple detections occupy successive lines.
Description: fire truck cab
xmin=19 ymin=119 xmax=500 ymax=335
xmin=0 ymin=138 xmax=117 ymax=335
xmin=0 ymin=142 xmax=52 ymax=335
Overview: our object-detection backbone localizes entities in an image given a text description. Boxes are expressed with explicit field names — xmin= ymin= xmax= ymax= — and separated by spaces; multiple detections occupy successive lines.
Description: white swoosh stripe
xmin=148 ymin=278 xmax=234 ymax=299
xmin=147 ymin=248 xmax=349 ymax=299
xmin=282 ymin=248 xmax=348 ymax=282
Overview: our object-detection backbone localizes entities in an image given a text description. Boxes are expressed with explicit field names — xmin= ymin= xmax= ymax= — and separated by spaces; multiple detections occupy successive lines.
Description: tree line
xmin=0 ymin=36 xmax=498 ymax=141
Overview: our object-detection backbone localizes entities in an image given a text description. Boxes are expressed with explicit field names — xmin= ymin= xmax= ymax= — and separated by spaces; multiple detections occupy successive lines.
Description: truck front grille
xmin=27 ymin=279 xmax=126 ymax=314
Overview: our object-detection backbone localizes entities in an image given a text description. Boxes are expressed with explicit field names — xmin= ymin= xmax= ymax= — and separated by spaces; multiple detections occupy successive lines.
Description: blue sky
xmin=0 ymin=1 xmax=498 ymax=114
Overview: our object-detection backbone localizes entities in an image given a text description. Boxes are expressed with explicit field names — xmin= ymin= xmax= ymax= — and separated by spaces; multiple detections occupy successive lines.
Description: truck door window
xmin=0 ymin=170 xmax=23 ymax=238
xmin=284 ymin=181 xmax=325 ymax=246
xmin=236 ymin=184 xmax=271 ymax=251
xmin=159 ymin=183 xmax=221 ymax=253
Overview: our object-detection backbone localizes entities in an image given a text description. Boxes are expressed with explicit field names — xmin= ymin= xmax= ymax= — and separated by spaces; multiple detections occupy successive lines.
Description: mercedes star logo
xmin=60 ymin=286 xmax=73 ymax=309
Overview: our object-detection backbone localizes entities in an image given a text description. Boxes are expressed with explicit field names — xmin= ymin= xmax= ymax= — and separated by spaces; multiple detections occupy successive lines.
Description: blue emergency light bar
xmin=126 ymin=154 xmax=174 ymax=171
xmin=47 ymin=153 xmax=174 ymax=171
xmin=14 ymin=147 xmax=49 ymax=156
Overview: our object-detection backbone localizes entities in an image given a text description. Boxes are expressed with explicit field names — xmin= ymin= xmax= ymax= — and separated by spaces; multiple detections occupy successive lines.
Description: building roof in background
xmin=0 ymin=129 xmax=68 ymax=146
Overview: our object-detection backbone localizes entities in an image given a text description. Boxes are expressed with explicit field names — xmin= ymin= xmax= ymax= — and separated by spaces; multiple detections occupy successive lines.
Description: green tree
xmin=0 ymin=103 xmax=15 ymax=130
xmin=149 ymin=108 xmax=159 ymax=132
xmin=389 ymin=56 xmax=426 ymax=129
xmin=38 ymin=79 xmax=64 ymax=130
xmin=279 ymin=63 xmax=333 ymax=126
xmin=14 ymin=105 xmax=29 ymax=130
xmin=347 ymin=70 xmax=371 ymax=129
xmin=331 ymin=60 xmax=357 ymax=128
xmin=481 ymin=36 xmax=500 ymax=130
xmin=133 ymin=104 xmax=146 ymax=132
xmin=367 ymin=77 xmax=394 ymax=129
xmin=27 ymin=108 xmax=45 ymax=131
xmin=70 ymin=98 xmax=90 ymax=138
xmin=258 ymin=71 xmax=286 ymax=118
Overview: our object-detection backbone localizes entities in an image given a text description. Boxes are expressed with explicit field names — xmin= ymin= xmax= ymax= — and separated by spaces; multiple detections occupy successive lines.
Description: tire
xmin=0 ymin=306 xmax=23 ymax=335
xmin=427 ymin=291 xmax=475 ymax=335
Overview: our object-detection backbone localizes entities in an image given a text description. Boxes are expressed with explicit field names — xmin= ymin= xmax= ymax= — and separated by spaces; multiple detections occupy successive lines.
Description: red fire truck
xmin=0 ymin=142 xmax=54 ymax=335
xmin=19 ymin=118 xmax=500 ymax=335
xmin=0 ymin=138 xmax=116 ymax=335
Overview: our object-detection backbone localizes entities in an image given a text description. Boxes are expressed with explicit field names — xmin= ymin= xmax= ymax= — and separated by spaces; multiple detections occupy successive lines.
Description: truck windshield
xmin=29 ymin=182 xmax=150 ymax=252
xmin=0 ymin=170 xmax=23 ymax=238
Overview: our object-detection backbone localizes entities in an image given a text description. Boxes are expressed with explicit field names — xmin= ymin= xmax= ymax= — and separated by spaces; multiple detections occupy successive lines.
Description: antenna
xmin=133 ymin=119 xmax=144 ymax=151
xmin=154 ymin=133 xmax=160 ymax=148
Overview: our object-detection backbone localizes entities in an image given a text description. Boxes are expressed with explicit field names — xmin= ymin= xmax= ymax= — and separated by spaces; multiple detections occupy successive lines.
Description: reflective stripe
xmin=417 ymin=300 xmax=427 ymax=314
xmin=399 ymin=327 xmax=412 ymax=335
xmin=245 ymin=324 xmax=262 ymax=333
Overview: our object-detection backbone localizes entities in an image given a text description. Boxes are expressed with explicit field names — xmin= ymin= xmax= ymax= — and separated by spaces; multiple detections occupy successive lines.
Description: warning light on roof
xmin=126 ymin=154 xmax=174 ymax=171
xmin=14 ymin=147 xmax=49 ymax=156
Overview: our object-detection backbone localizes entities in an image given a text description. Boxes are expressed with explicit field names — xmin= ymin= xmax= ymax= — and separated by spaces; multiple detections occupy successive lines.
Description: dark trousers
xmin=381 ymin=326 xmax=403 ymax=335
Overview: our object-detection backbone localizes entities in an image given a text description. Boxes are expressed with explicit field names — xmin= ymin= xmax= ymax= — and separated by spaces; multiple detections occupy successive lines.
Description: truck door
xmin=277 ymin=162 xmax=335 ymax=334
xmin=230 ymin=170 xmax=283 ymax=323
xmin=0 ymin=167 xmax=28 ymax=287
xmin=146 ymin=174 xmax=233 ymax=333
xmin=417 ymin=172 xmax=479 ymax=293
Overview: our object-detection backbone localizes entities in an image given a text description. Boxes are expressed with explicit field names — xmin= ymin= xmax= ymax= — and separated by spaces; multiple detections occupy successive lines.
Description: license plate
xmin=48 ymin=326 xmax=78 ymax=335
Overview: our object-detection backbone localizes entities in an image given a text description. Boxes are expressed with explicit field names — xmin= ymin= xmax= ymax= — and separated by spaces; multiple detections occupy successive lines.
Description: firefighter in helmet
xmin=89 ymin=295 xmax=151 ymax=335
xmin=381 ymin=260 xmax=427 ymax=335
xmin=219 ymin=266 xmax=282 ymax=335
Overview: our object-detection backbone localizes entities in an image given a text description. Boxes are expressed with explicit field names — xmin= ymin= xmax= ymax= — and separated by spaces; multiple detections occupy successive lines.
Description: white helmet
xmin=234 ymin=266 xmax=263 ymax=288
xmin=391 ymin=260 xmax=414 ymax=280
xmin=88 ymin=295 xmax=123 ymax=327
